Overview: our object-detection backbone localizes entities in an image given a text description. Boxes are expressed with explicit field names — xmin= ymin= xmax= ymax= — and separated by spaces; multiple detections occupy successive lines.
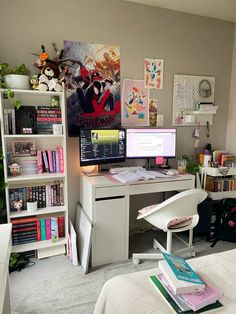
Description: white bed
xmin=94 ymin=249 xmax=236 ymax=314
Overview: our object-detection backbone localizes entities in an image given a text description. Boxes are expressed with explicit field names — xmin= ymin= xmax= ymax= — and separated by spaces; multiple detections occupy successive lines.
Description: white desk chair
xmin=132 ymin=189 xmax=207 ymax=265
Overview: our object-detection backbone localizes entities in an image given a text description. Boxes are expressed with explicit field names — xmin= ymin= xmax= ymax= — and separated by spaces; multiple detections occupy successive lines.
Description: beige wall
xmin=226 ymin=24 xmax=236 ymax=154
xmin=0 ymin=0 xmax=234 ymax=222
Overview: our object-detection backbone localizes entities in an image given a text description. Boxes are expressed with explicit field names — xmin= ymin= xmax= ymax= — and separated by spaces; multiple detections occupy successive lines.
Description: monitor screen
xmin=126 ymin=128 xmax=176 ymax=158
xmin=79 ymin=128 xmax=126 ymax=166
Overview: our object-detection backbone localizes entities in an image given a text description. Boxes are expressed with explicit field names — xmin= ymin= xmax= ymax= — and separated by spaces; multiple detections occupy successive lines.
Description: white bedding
xmin=94 ymin=249 xmax=236 ymax=314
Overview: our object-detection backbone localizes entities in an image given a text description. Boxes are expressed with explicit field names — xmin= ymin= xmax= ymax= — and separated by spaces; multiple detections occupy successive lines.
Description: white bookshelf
xmin=201 ymin=166 xmax=236 ymax=199
xmin=0 ymin=88 xmax=68 ymax=259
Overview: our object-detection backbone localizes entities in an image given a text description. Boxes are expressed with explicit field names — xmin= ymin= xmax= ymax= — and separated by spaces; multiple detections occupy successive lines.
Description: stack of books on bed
xmin=150 ymin=253 xmax=223 ymax=313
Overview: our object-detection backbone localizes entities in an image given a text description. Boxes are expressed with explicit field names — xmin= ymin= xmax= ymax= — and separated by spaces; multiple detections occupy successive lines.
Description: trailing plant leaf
xmin=13 ymin=99 xmax=22 ymax=110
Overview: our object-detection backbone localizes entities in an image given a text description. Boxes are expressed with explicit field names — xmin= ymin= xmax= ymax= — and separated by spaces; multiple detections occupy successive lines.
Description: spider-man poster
xmin=64 ymin=40 xmax=121 ymax=136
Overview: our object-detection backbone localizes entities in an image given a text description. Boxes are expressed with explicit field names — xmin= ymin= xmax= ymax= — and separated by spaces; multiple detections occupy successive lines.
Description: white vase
xmin=5 ymin=74 xmax=30 ymax=90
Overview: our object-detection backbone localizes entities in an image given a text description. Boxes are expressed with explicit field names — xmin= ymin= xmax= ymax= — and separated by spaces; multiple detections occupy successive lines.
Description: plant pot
xmin=5 ymin=74 xmax=30 ymax=90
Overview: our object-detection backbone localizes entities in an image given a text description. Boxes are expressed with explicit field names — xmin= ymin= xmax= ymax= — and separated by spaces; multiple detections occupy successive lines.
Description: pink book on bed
xmin=181 ymin=279 xmax=222 ymax=311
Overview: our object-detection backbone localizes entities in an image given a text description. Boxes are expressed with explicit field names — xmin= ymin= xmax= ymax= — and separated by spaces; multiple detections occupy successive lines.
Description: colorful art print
xmin=12 ymin=140 xmax=36 ymax=157
xmin=122 ymin=79 xmax=149 ymax=127
xmin=144 ymin=58 xmax=164 ymax=89
xmin=63 ymin=40 xmax=121 ymax=136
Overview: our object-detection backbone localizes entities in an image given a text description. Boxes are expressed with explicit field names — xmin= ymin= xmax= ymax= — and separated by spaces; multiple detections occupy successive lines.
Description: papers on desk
xmin=112 ymin=169 xmax=174 ymax=184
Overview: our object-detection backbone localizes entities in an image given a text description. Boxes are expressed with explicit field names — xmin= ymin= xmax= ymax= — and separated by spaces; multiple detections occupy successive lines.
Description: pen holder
xmin=27 ymin=201 xmax=37 ymax=213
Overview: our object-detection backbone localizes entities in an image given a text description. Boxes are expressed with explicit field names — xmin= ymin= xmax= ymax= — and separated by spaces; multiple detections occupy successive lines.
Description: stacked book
xmin=150 ymin=253 xmax=223 ymax=313
xmin=12 ymin=216 xmax=37 ymax=245
xmin=14 ymin=156 xmax=38 ymax=175
xmin=36 ymin=216 xmax=65 ymax=241
xmin=9 ymin=181 xmax=64 ymax=212
xmin=36 ymin=106 xmax=62 ymax=134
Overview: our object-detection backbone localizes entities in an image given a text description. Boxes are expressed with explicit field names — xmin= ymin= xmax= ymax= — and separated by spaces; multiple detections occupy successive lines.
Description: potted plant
xmin=0 ymin=63 xmax=30 ymax=90
xmin=0 ymin=63 xmax=30 ymax=109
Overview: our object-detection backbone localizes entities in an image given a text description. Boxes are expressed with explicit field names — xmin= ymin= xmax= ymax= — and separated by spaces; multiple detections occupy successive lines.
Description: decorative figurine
xmin=9 ymin=163 xmax=20 ymax=176
xmin=13 ymin=200 xmax=23 ymax=212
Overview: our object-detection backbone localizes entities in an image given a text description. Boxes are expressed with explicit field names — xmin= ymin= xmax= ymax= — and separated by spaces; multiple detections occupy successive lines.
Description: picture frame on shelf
xmin=12 ymin=140 xmax=36 ymax=157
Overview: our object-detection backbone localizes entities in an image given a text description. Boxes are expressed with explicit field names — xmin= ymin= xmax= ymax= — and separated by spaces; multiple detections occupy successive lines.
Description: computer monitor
xmin=126 ymin=128 xmax=176 ymax=158
xmin=79 ymin=128 xmax=126 ymax=167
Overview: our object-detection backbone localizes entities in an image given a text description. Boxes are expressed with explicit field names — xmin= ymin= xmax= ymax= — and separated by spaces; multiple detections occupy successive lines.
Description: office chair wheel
xmin=153 ymin=240 xmax=158 ymax=250
xmin=133 ymin=258 xmax=140 ymax=265
xmin=189 ymin=251 xmax=196 ymax=257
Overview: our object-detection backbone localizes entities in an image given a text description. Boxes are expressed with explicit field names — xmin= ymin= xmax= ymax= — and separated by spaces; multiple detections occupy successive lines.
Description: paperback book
xmin=149 ymin=275 xmax=223 ymax=314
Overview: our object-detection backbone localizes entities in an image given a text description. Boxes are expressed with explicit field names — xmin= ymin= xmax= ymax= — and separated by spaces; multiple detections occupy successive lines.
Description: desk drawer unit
xmin=93 ymin=197 xmax=128 ymax=266
xmin=129 ymin=179 xmax=194 ymax=195
xmin=95 ymin=185 xmax=127 ymax=199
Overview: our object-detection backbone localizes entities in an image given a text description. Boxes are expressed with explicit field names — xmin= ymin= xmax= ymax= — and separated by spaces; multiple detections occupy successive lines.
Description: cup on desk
xmin=177 ymin=159 xmax=187 ymax=175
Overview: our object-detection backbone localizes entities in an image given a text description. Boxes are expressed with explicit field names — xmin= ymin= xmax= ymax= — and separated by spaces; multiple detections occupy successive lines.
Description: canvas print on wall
xmin=122 ymin=79 xmax=149 ymax=126
xmin=64 ymin=40 xmax=121 ymax=136
xmin=149 ymin=98 xmax=157 ymax=126
xmin=144 ymin=58 xmax=164 ymax=89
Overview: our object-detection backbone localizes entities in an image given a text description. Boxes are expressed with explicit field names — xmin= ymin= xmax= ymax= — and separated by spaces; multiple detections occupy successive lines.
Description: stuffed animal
xmin=38 ymin=60 xmax=63 ymax=92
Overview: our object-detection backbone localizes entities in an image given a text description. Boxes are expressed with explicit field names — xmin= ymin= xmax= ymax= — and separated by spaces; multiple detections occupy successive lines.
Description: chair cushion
xmin=138 ymin=204 xmax=157 ymax=215
xmin=167 ymin=217 xmax=192 ymax=229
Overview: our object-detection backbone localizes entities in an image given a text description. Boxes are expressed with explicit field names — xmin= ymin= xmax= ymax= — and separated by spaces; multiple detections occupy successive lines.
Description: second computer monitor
xmin=126 ymin=128 xmax=176 ymax=158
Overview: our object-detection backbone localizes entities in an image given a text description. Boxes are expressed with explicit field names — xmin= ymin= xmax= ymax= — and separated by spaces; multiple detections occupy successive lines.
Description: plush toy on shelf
xmin=38 ymin=60 xmax=63 ymax=92
xmin=33 ymin=45 xmax=64 ymax=92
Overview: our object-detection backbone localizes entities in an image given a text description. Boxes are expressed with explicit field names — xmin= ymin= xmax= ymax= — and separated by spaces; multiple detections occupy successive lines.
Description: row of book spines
xmin=36 ymin=216 xmax=65 ymax=241
xmin=38 ymin=147 xmax=64 ymax=174
xmin=9 ymin=182 xmax=64 ymax=211
xmin=3 ymin=108 xmax=62 ymax=135
xmin=11 ymin=216 xmax=65 ymax=244
xmin=12 ymin=216 xmax=37 ymax=245
xmin=3 ymin=108 xmax=15 ymax=135
xmin=206 ymin=176 xmax=236 ymax=192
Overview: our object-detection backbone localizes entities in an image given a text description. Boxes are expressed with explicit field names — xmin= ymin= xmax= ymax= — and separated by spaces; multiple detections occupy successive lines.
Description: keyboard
xmin=109 ymin=166 xmax=144 ymax=174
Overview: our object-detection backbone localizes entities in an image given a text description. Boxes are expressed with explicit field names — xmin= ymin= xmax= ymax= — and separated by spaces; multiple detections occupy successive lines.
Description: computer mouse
xmin=166 ymin=170 xmax=175 ymax=176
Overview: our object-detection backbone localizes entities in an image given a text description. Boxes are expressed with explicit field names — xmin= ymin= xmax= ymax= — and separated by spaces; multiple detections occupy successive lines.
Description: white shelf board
xmin=4 ymin=134 xmax=64 ymax=139
xmin=12 ymin=238 xmax=67 ymax=253
xmin=201 ymin=166 xmax=236 ymax=176
xmin=0 ymin=88 xmax=62 ymax=96
xmin=207 ymin=191 xmax=236 ymax=200
xmin=7 ymin=173 xmax=65 ymax=183
xmin=9 ymin=206 xmax=66 ymax=218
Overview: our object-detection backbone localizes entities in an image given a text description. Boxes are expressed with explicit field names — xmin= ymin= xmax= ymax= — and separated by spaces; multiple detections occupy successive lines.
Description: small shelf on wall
xmin=192 ymin=106 xmax=218 ymax=115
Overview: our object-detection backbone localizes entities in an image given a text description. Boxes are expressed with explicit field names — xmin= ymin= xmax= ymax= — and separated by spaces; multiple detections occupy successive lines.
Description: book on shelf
xmin=15 ymin=106 xmax=37 ymax=134
xmin=159 ymin=253 xmax=205 ymax=294
xmin=51 ymin=217 xmax=59 ymax=241
xmin=149 ymin=274 xmax=223 ymax=314
xmin=40 ymin=219 xmax=46 ymax=240
xmin=3 ymin=108 xmax=16 ymax=135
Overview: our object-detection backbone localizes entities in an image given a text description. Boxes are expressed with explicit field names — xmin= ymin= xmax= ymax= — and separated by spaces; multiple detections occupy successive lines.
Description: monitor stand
xmin=83 ymin=165 xmax=103 ymax=177
xmin=159 ymin=158 xmax=171 ymax=169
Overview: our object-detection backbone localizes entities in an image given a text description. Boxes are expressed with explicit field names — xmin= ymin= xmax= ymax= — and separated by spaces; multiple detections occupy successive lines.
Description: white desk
xmin=79 ymin=172 xmax=195 ymax=267
xmin=0 ymin=224 xmax=12 ymax=314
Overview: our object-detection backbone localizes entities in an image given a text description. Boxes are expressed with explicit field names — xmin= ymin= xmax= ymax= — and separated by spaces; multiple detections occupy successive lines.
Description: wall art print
xmin=144 ymin=58 xmax=164 ymax=89
xmin=64 ymin=40 xmax=121 ymax=136
xmin=122 ymin=79 xmax=149 ymax=126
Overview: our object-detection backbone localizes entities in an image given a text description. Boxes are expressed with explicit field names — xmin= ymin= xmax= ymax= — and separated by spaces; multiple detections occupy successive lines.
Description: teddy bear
xmin=38 ymin=60 xmax=63 ymax=92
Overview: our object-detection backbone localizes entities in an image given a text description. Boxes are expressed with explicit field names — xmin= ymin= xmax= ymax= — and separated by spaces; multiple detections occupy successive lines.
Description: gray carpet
xmin=10 ymin=231 xmax=236 ymax=314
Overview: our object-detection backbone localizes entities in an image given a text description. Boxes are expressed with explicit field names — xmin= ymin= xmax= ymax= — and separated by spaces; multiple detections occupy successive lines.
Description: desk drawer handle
xmin=96 ymin=196 xmax=125 ymax=201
